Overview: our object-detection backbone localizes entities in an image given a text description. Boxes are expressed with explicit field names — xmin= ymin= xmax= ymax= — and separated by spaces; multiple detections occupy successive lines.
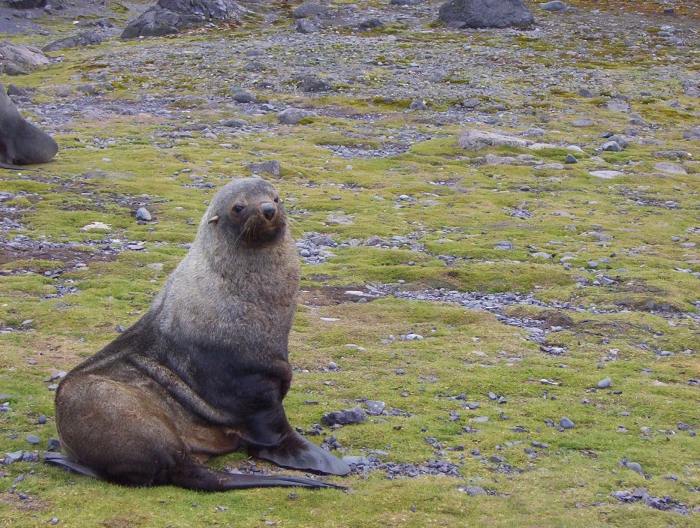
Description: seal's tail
xmin=44 ymin=453 xmax=102 ymax=479
xmin=165 ymin=460 xmax=346 ymax=491
xmin=44 ymin=453 xmax=345 ymax=490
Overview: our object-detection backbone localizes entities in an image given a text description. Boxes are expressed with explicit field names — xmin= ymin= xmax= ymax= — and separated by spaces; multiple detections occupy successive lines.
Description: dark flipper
xmin=254 ymin=432 xmax=351 ymax=476
xmin=165 ymin=460 xmax=346 ymax=491
xmin=44 ymin=453 xmax=103 ymax=479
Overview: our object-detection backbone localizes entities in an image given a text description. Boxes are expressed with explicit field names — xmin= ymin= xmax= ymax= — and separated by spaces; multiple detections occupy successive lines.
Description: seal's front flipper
xmin=44 ymin=453 xmax=102 ymax=479
xmin=253 ymin=431 xmax=351 ymax=476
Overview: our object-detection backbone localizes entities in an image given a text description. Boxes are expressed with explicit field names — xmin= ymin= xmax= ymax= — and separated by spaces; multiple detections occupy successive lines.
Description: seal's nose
xmin=261 ymin=203 xmax=276 ymax=220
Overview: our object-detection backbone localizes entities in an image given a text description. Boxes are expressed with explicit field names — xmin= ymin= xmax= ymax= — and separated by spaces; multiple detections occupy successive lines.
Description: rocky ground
xmin=1 ymin=0 xmax=700 ymax=526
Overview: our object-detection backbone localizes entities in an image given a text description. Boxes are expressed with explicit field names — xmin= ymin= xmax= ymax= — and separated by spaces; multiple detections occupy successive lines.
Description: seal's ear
xmin=208 ymin=215 xmax=219 ymax=225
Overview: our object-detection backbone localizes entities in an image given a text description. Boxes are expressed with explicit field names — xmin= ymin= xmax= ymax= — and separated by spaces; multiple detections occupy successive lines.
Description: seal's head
xmin=204 ymin=178 xmax=287 ymax=247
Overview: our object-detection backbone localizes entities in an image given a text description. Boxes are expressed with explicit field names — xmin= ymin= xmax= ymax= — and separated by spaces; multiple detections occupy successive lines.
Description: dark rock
xmin=42 ymin=32 xmax=104 ymax=53
xmin=390 ymin=0 xmax=423 ymax=4
xmin=298 ymin=75 xmax=332 ymax=93
xmin=438 ymin=0 xmax=535 ymax=29
xmin=37 ymin=414 xmax=47 ymax=424
xmin=321 ymin=405 xmax=367 ymax=426
xmin=26 ymin=434 xmax=40 ymax=445
xmin=597 ymin=377 xmax=612 ymax=389
xmin=565 ymin=153 xmax=578 ymax=163
xmin=244 ymin=61 xmax=265 ymax=72
xmin=233 ymin=91 xmax=256 ymax=103
xmin=122 ymin=0 xmax=247 ymax=39
xmin=6 ymin=84 xmax=31 ymax=98
xmin=358 ymin=18 xmax=386 ymax=30
xmin=6 ymin=0 xmax=45 ymax=8
xmin=47 ymin=437 xmax=61 ymax=451
xmin=219 ymin=118 xmax=248 ymax=128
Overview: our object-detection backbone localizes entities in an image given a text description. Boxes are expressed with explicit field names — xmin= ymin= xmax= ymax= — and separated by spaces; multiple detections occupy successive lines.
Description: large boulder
xmin=438 ymin=0 xmax=534 ymax=29
xmin=0 ymin=41 xmax=50 ymax=75
xmin=0 ymin=81 xmax=58 ymax=167
xmin=122 ymin=0 xmax=248 ymax=38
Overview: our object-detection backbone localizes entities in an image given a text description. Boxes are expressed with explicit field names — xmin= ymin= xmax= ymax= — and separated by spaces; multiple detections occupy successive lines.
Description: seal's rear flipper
xmin=166 ymin=460 xmax=346 ymax=491
xmin=44 ymin=453 xmax=102 ymax=479
xmin=253 ymin=432 xmax=351 ymax=476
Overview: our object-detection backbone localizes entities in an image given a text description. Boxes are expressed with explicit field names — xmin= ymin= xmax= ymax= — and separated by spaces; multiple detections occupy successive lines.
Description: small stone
xmin=565 ymin=153 xmax=578 ymax=164
xmin=490 ymin=455 xmax=505 ymax=463
xmin=4 ymin=450 xmax=23 ymax=464
xmin=459 ymin=486 xmax=486 ymax=495
xmin=26 ymin=434 xmax=40 ymax=445
xmin=135 ymin=207 xmax=152 ymax=221
xmin=37 ymin=414 xmax=47 ymax=424
xmin=48 ymin=438 xmax=61 ymax=451
xmin=560 ymin=417 xmax=575 ymax=429
xmin=342 ymin=455 xmax=370 ymax=466
xmin=602 ymin=141 xmax=622 ymax=152
xmin=598 ymin=377 xmax=612 ymax=389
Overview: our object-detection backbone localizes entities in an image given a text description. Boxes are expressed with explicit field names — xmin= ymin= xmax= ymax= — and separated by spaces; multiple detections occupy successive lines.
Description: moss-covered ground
xmin=1 ymin=0 xmax=700 ymax=526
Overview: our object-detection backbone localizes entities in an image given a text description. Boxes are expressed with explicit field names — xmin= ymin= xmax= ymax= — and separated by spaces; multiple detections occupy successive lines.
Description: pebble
xmin=37 ymin=414 xmax=47 ymax=424
xmin=564 ymin=153 xmax=578 ymax=164
xmin=597 ymin=377 xmax=612 ymax=389
xmin=26 ymin=434 xmax=40 ymax=445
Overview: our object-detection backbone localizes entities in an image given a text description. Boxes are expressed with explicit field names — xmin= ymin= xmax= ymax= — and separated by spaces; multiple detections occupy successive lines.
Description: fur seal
xmin=0 ymin=80 xmax=58 ymax=169
xmin=50 ymin=178 xmax=350 ymax=490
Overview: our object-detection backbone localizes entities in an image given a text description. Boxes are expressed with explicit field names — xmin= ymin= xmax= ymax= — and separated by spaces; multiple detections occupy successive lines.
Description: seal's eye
xmin=233 ymin=205 xmax=244 ymax=214
xmin=274 ymin=197 xmax=279 ymax=203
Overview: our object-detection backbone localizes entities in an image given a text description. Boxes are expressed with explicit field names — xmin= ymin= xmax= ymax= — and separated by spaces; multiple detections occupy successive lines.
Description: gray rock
xmin=295 ymin=19 xmax=319 ymax=34
xmin=560 ymin=417 xmax=575 ymax=429
xmin=219 ymin=118 xmax=248 ymax=128
xmin=233 ymin=91 xmax=256 ymax=103
xmin=48 ymin=438 xmax=61 ymax=451
xmin=438 ymin=0 xmax=535 ymax=29
xmin=26 ymin=434 xmax=40 ymax=445
xmin=6 ymin=84 xmax=32 ymax=98
xmin=607 ymin=98 xmax=630 ymax=113
xmin=410 ymin=99 xmax=428 ymax=111
xmin=597 ymin=377 xmax=612 ymax=389
xmin=293 ymin=2 xmax=328 ymax=19
xmin=247 ymin=160 xmax=281 ymax=176
xmin=365 ymin=400 xmax=386 ymax=415
xmin=390 ymin=0 xmax=423 ymax=4
xmin=244 ymin=61 xmax=265 ymax=72
xmin=42 ymin=32 xmax=104 ymax=53
xmin=577 ymin=88 xmax=594 ymax=98
xmin=276 ymin=108 xmax=315 ymax=125
xmin=0 ymin=42 xmax=49 ymax=75
xmin=589 ymin=170 xmax=623 ymax=179
xmin=490 ymin=455 xmax=505 ymax=463
xmin=37 ymin=414 xmax=47 ymax=424
xmin=321 ymin=405 xmax=367 ymax=426
xmin=602 ymin=141 xmax=622 ymax=152
xmin=458 ymin=129 xmax=529 ymax=150
xmin=572 ymin=117 xmax=594 ymax=127
xmin=458 ymin=485 xmax=486 ymax=495
xmin=541 ymin=1 xmax=566 ymax=11
xmin=654 ymin=162 xmax=686 ymax=175
xmin=342 ymin=455 xmax=370 ymax=466
xmin=4 ymin=450 xmax=24 ymax=463
xmin=565 ymin=153 xmax=578 ymax=164
xmin=683 ymin=127 xmax=700 ymax=140
xmin=495 ymin=240 xmax=514 ymax=251
xmin=608 ymin=135 xmax=629 ymax=148
xmin=135 ymin=207 xmax=152 ymax=221
xmin=76 ymin=84 xmax=97 ymax=95
xmin=682 ymin=80 xmax=700 ymax=98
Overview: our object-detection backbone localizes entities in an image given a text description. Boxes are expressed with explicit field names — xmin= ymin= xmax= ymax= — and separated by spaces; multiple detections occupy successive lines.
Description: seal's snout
xmin=261 ymin=202 xmax=276 ymax=221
